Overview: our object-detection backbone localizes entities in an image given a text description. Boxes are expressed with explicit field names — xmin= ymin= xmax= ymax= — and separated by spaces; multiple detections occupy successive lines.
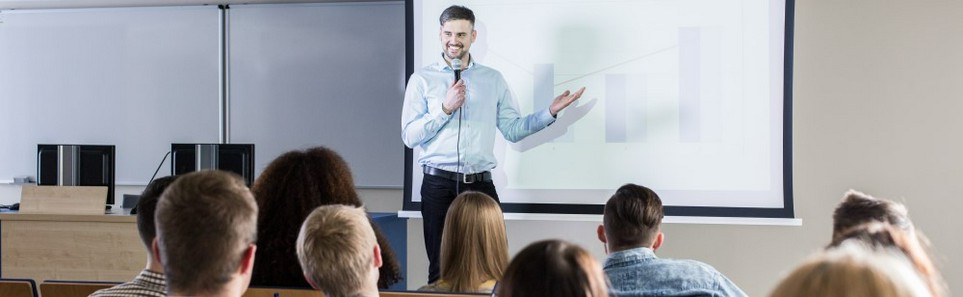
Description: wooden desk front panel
xmin=1 ymin=217 xmax=145 ymax=282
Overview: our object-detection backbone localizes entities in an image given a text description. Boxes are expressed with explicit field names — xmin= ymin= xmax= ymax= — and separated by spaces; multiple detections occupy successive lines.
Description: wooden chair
xmin=0 ymin=278 xmax=38 ymax=297
xmin=379 ymin=291 xmax=488 ymax=297
xmin=243 ymin=287 xmax=324 ymax=297
xmin=39 ymin=280 xmax=119 ymax=297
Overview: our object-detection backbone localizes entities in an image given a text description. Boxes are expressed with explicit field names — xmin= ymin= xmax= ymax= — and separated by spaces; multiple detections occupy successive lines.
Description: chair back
xmin=243 ymin=287 xmax=324 ymax=297
xmin=0 ymin=278 xmax=38 ymax=297
xmin=39 ymin=280 xmax=119 ymax=297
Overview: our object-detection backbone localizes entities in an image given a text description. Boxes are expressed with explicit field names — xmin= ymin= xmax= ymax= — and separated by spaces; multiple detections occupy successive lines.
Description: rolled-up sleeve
xmin=494 ymin=74 xmax=556 ymax=143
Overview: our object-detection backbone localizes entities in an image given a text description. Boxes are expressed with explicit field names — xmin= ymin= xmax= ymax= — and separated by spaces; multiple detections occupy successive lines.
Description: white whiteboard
xmin=228 ymin=2 xmax=406 ymax=188
xmin=0 ymin=6 xmax=221 ymax=184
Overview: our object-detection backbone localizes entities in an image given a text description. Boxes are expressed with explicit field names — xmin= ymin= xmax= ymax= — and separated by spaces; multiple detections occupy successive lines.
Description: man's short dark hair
xmin=136 ymin=175 xmax=179 ymax=251
xmin=603 ymin=184 xmax=664 ymax=249
xmin=832 ymin=190 xmax=912 ymax=239
xmin=439 ymin=5 xmax=475 ymax=26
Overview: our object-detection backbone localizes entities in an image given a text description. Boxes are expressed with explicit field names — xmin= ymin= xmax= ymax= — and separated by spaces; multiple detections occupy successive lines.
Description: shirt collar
xmin=604 ymin=247 xmax=658 ymax=268
xmin=132 ymin=269 xmax=166 ymax=292
xmin=434 ymin=52 xmax=475 ymax=72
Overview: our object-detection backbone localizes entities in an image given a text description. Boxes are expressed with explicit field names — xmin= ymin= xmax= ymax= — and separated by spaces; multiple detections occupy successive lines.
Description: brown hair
xmin=135 ymin=175 xmax=179 ymax=252
xmin=770 ymin=243 xmax=932 ymax=297
xmin=297 ymin=205 xmax=377 ymax=297
xmin=439 ymin=5 xmax=475 ymax=26
xmin=439 ymin=192 xmax=508 ymax=292
xmin=828 ymin=222 xmax=946 ymax=297
xmin=603 ymin=183 xmax=664 ymax=250
xmin=496 ymin=240 xmax=608 ymax=297
xmin=832 ymin=190 xmax=913 ymax=239
xmin=250 ymin=146 xmax=401 ymax=288
xmin=155 ymin=170 xmax=258 ymax=295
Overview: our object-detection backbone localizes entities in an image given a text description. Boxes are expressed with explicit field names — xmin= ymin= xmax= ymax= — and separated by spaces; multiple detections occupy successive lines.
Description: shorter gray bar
xmin=59 ymin=145 xmax=80 ymax=186
xmin=197 ymin=144 xmax=219 ymax=171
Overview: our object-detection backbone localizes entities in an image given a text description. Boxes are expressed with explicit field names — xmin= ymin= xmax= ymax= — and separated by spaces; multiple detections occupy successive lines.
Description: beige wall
xmin=3 ymin=0 xmax=961 ymax=295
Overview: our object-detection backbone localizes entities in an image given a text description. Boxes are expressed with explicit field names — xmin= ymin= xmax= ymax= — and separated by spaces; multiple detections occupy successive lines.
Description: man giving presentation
xmin=401 ymin=5 xmax=586 ymax=283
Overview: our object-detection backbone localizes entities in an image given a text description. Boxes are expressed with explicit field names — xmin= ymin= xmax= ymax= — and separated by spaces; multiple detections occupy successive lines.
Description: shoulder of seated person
xmin=418 ymin=280 xmax=451 ymax=291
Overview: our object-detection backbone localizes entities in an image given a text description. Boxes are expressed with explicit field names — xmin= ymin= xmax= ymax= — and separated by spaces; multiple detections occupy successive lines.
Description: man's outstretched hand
xmin=549 ymin=87 xmax=586 ymax=117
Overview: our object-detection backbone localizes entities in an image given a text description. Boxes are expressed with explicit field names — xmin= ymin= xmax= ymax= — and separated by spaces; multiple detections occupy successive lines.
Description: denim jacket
xmin=603 ymin=247 xmax=747 ymax=297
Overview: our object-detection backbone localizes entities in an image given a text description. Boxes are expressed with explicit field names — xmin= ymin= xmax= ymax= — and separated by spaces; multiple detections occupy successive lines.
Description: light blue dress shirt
xmin=402 ymin=54 xmax=556 ymax=174
xmin=604 ymin=247 xmax=747 ymax=297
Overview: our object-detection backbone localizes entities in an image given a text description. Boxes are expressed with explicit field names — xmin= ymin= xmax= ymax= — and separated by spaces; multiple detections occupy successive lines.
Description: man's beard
xmin=445 ymin=44 xmax=467 ymax=60
xmin=445 ymin=52 xmax=466 ymax=60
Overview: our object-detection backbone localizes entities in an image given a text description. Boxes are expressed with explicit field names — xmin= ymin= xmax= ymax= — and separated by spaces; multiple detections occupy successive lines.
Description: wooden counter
xmin=0 ymin=211 xmax=406 ymax=288
xmin=0 ymin=210 xmax=145 ymax=282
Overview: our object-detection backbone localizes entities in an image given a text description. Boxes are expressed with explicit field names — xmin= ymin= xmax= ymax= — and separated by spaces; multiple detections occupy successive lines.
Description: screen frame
xmin=402 ymin=0 xmax=795 ymax=218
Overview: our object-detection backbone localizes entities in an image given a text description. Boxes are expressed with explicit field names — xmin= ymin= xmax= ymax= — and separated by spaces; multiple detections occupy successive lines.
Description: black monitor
xmin=37 ymin=144 xmax=116 ymax=205
xmin=171 ymin=143 xmax=255 ymax=185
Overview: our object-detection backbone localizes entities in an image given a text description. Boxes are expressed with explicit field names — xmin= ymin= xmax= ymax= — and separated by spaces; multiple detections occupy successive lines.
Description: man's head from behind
xmin=832 ymin=190 xmax=913 ymax=240
xmin=297 ymin=205 xmax=382 ymax=297
xmin=136 ymin=175 xmax=179 ymax=255
xmin=154 ymin=170 xmax=258 ymax=296
xmin=598 ymin=183 xmax=664 ymax=252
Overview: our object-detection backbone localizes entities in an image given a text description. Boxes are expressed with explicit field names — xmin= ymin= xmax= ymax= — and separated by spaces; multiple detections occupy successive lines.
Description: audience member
xmin=597 ymin=183 xmax=746 ymax=297
xmin=297 ymin=205 xmax=381 ymax=297
xmin=91 ymin=175 xmax=178 ymax=297
xmin=832 ymin=189 xmax=914 ymax=240
xmin=248 ymin=146 xmax=401 ymax=288
xmin=831 ymin=190 xmax=946 ymax=296
xmin=418 ymin=192 xmax=507 ymax=293
xmin=495 ymin=239 xmax=608 ymax=297
xmin=828 ymin=222 xmax=946 ymax=297
xmin=153 ymin=171 xmax=258 ymax=297
xmin=769 ymin=242 xmax=931 ymax=297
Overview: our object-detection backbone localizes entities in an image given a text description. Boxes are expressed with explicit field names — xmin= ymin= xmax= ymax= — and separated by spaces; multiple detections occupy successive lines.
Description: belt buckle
xmin=462 ymin=173 xmax=474 ymax=184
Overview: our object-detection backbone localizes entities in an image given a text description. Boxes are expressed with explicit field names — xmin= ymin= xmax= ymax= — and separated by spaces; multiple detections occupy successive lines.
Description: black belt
xmin=423 ymin=167 xmax=492 ymax=184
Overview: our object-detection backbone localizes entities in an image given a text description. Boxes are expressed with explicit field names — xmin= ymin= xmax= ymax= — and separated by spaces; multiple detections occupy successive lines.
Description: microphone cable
xmin=455 ymin=102 xmax=463 ymax=194
xmin=147 ymin=151 xmax=172 ymax=186
xmin=133 ymin=150 xmax=170 ymax=214
xmin=452 ymin=58 xmax=464 ymax=194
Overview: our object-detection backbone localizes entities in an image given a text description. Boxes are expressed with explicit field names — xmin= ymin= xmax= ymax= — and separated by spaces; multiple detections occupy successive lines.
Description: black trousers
xmin=420 ymin=173 xmax=499 ymax=283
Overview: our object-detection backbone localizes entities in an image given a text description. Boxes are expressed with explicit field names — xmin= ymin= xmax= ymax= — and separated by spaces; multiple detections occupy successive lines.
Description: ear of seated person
xmin=418 ymin=192 xmax=508 ymax=294
xmin=597 ymin=183 xmax=747 ymax=297
xmin=90 ymin=175 xmax=179 ymax=297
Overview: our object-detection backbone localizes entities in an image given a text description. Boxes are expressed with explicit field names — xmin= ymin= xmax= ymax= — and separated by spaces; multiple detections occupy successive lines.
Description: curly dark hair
xmin=249 ymin=146 xmax=402 ymax=288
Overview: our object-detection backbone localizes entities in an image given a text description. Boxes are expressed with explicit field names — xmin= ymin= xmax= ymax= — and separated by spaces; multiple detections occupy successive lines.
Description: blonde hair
xmin=296 ymin=205 xmax=377 ymax=297
xmin=155 ymin=170 xmax=258 ymax=295
xmin=770 ymin=242 xmax=931 ymax=297
xmin=496 ymin=240 xmax=608 ymax=297
xmin=439 ymin=192 xmax=509 ymax=292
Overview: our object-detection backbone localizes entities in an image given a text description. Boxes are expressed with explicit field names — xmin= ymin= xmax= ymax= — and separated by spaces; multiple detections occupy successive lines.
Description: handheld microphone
xmin=451 ymin=58 xmax=462 ymax=82
xmin=451 ymin=58 xmax=464 ymax=193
